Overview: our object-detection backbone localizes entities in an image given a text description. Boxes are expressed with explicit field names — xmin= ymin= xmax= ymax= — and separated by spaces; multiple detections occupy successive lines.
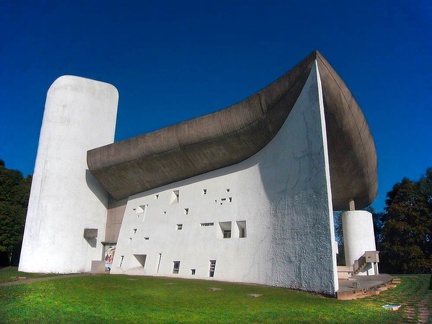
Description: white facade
xmin=19 ymin=76 xmax=118 ymax=273
xmin=111 ymin=62 xmax=339 ymax=294
xmin=19 ymin=52 xmax=379 ymax=296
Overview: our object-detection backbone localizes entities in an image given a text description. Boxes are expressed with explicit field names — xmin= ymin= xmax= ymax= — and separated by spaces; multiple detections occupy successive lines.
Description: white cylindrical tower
xmin=342 ymin=210 xmax=377 ymax=275
xmin=19 ymin=76 xmax=118 ymax=273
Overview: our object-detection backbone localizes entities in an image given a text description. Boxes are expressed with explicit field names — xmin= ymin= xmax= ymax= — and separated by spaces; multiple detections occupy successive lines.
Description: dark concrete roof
xmin=87 ymin=51 xmax=377 ymax=210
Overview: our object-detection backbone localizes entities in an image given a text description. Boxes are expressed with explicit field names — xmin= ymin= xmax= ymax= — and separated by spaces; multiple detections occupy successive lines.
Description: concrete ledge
xmin=337 ymin=274 xmax=394 ymax=300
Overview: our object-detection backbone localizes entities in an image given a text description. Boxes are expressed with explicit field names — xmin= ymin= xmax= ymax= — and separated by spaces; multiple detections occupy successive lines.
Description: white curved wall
xmin=19 ymin=76 xmax=118 ymax=273
xmin=342 ymin=210 xmax=376 ymax=273
xmin=111 ymin=62 xmax=338 ymax=295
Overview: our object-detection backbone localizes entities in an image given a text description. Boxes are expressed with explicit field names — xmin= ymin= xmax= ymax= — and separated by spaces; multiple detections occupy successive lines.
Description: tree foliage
xmin=0 ymin=160 xmax=31 ymax=266
xmin=379 ymin=168 xmax=432 ymax=274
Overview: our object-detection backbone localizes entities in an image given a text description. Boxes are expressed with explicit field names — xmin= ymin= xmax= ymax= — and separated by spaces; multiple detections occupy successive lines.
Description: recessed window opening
xmin=237 ymin=221 xmax=247 ymax=238
xmin=229 ymin=197 xmax=232 ymax=202
xmin=170 ymin=190 xmax=180 ymax=204
xmin=134 ymin=254 xmax=147 ymax=268
xmin=226 ymin=189 xmax=230 ymax=192
xmin=139 ymin=205 xmax=148 ymax=222
xmin=173 ymin=261 xmax=180 ymax=274
xmin=191 ymin=269 xmax=196 ymax=275
xmin=137 ymin=204 xmax=148 ymax=214
xmin=155 ymin=194 xmax=159 ymax=199
xmin=163 ymin=211 xmax=167 ymax=214
xmin=133 ymin=229 xmax=137 ymax=234
xmin=177 ymin=224 xmax=183 ymax=230
xmin=215 ymin=200 xmax=217 ymax=203
xmin=119 ymin=255 xmax=124 ymax=267
xmin=219 ymin=221 xmax=231 ymax=238
xmin=201 ymin=222 xmax=214 ymax=227
xmin=184 ymin=208 xmax=189 ymax=215
xmin=156 ymin=253 xmax=162 ymax=273
xmin=209 ymin=260 xmax=216 ymax=277
xmin=144 ymin=237 xmax=149 ymax=240
xmin=221 ymin=198 xmax=226 ymax=201
xmin=203 ymin=189 xmax=207 ymax=195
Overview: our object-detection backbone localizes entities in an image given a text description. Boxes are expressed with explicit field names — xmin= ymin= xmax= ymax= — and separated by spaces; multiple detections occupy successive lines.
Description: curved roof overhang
xmin=87 ymin=51 xmax=377 ymax=210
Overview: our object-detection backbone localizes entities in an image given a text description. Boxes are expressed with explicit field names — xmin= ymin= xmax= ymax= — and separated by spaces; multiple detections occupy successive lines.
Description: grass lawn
xmin=0 ymin=267 xmax=61 ymax=284
xmin=0 ymin=268 xmax=430 ymax=323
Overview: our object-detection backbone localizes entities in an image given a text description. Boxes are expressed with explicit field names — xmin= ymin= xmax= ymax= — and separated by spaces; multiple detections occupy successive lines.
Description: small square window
xmin=209 ymin=260 xmax=216 ymax=277
xmin=135 ymin=205 xmax=146 ymax=214
xmin=173 ymin=261 xmax=180 ymax=274
xmin=237 ymin=221 xmax=247 ymax=238
xmin=170 ymin=190 xmax=179 ymax=204
xmin=201 ymin=222 xmax=214 ymax=227
xmin=177 ymin=224 xmax=183 ymax=230
xmin=191 ymin=269 xmax=196 ymax=275
xmin=184 ymin=208 xmax=189 ymax=215
xmin=134 ymin=254 xmax=147 ymax=268
xmin=203 ymin=189 xmax=207 ymax=195
xmin=219 ymin=221 xmax=231 ymax=239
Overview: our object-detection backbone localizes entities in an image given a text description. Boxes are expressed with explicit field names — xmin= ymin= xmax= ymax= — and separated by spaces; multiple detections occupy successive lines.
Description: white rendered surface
xmin=111 ymin=62 xmax=338 ymax=295
xmin=19 ymin=76 xmax=118 ymax=273
xmin=342 ymin=210 xmax=377 ymax=274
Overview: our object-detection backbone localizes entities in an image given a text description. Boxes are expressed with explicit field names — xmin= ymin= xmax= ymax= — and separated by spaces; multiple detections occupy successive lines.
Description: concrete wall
xmin=105 ymin=198 xmax=127 ymax=243
xmin=19 ymin=76 xmax=118 ymax=273
xmin=111 ymin=62 xmax=338 ymax=295
xmin=342 ymin=210 xmax=377 ymax=274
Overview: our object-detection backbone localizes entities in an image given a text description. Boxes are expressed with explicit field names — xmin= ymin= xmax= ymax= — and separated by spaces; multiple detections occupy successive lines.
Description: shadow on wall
xmin=128 ymin=152 xmax=259 ymax=201
xmin=86 ymin=169 xmax=109 ymax=208
xmin=85 ymin=237 xmax=97 ymax=248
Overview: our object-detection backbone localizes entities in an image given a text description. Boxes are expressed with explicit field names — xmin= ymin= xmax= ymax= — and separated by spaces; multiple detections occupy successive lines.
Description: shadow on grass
xmin=0 ymin=266 xmax=67 ymax=284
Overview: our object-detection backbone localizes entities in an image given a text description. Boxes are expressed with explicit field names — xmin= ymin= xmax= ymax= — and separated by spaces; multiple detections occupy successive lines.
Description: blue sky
xmin=1 ymin=1 xmax=431 ymax=212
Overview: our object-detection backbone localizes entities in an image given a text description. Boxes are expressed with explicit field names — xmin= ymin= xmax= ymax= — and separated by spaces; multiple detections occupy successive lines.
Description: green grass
xmin=0 ymin=268 xmax=430 ymax=323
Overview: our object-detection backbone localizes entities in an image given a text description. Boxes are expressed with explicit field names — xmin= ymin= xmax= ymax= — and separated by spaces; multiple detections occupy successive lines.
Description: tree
xmin=333 ymin=211 xmax=345 ymax=265
xmin=379 ymin=169 xmax=432 ymax=274
xmin=372 ymin=211 xmax=385 ymax=247
xmin=0 ymin=160 xmax=31 ymax=266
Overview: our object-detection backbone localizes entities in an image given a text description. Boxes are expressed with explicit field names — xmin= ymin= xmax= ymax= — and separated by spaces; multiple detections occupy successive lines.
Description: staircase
xmin=353 ymin=255 xmax=367 ymax=274
xmin=353 ymin=251 xmax=379 ymax=275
